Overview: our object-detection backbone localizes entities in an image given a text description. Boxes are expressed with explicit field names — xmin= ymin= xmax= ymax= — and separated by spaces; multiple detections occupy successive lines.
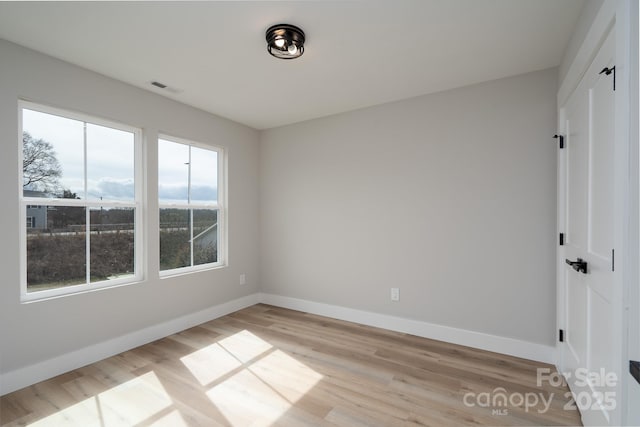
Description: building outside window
xmin=158 ymin=136 xmax=224 ymax=274
xmin=20 ymin=101 xmax=142 ymax=301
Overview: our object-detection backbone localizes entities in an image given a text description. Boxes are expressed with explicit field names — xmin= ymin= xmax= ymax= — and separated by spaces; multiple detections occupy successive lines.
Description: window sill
xmin=159 ymin=263 xmax=227 ymax=280
xmin=21 ymin=276 xmax=144 ymax=304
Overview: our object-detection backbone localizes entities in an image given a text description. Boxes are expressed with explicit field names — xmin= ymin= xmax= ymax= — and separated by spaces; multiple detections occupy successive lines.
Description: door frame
xmin=556 ymin=0 xmax=635 ymax=425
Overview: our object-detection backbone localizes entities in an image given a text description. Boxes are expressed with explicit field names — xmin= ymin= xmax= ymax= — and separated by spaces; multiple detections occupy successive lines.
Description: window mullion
xmin=86 ymin=206 xmax=91 ymax=284
xmin=158 ymin=202 xmax=218 ymax=210
xmin=188 ymin=146 xmax=194 ymax=267
xmin=83 ymin=122 xmax=91 ymax=285
xmin=187 ymin=146 xmax=192 ymax=205
xmin=190 ymin=208 xmax=194 ymax=267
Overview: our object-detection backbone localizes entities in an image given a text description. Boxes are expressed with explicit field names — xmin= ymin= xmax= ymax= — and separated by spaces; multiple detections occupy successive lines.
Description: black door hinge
xmin=599 ymin=66 xmax=616 ymax=90
xmin=612 ymin=249 xmax=615 ymax=271
xmin=559 ymin=233 xmax=564 ymax=246
xmin=559 ymin=329 xmax=564 ymax=342
xmin=553 ymin=134 xmax=564 ymax=149
xmin=631 ymin=360 xmax=640 ymax=385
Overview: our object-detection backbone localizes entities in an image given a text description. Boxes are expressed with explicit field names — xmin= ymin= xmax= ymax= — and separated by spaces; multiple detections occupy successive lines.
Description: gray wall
xmin=259 ymin=68 xmax=558 ymax=346
xmin=0 ymin=40 xmax=260 ymax=373
xmin=0 ymin=38 xmax=560 ymax=379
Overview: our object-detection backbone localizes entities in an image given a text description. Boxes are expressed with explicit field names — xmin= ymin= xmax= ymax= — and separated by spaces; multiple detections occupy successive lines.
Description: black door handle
xmin=565 ymin=258 xmax=587 ymax=274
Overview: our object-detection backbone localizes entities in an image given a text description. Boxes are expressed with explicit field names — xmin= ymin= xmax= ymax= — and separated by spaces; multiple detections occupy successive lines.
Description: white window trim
xmin=158 ymin=134 xmax=226 ymax=277
xmin=19 ymin=100 xmax=144 ymax=302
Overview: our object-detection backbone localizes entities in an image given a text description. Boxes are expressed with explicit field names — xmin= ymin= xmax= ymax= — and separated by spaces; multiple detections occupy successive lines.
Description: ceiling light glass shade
xmin=266 ymin=24 xmax=305 ymax=59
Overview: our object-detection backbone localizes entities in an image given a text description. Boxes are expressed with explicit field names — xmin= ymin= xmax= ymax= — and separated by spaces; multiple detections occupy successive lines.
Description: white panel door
xmin=627 ymin=1 xmax=640 ymax=422
xmin=561 ymin=29 xmax=617 ymax=426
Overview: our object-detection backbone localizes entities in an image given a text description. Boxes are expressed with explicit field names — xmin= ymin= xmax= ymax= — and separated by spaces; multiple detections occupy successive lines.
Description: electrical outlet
xmin=390 ymin=287 xmax=400 ymax=301
xmin=239 ymin=273 xmax=246 ymax=285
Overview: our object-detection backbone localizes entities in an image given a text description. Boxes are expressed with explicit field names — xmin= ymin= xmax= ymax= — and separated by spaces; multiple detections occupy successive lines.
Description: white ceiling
xmin=0 ymin=1 xmax=584 ymax=130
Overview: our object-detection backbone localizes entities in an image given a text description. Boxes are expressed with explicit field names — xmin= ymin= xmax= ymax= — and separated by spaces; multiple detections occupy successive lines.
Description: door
xmin=627 ymin=2 xmax=640 ymax=422
xmin=560 ymin=28 xmax=617 ymax=426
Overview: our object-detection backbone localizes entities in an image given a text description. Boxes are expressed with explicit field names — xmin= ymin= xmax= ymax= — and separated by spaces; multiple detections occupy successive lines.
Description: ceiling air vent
xmin=149 ymin=81 xmax=182 ymax=94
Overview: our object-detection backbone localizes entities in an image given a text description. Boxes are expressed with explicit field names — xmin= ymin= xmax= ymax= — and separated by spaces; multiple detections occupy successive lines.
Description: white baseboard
xmin=0 ymin=293 xmax=261 ymax=396
xmin=259 ymin=293 xmax=556 ymax=365
xmin=1 ymin=292 xmax=557 ymax=396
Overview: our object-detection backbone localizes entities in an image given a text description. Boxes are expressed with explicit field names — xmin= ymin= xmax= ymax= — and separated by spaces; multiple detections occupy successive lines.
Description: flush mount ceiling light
xmin=266 ymin=24 xmax=305 ymax=59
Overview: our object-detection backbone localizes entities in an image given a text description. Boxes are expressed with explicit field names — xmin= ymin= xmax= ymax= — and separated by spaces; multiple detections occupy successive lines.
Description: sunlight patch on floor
xmin=180 ymin=342 xmax=244 ymax=386
xmin=206 ymin=348 xmax=323 ymax=426
xmin=147 ymin=409 xmax=189 ymax=426
xmin=217 ymin=329 xmax=274 ymax=363
xmin=29 ymin=371 xmax=172 ymax=426
xmin=180 ymin=330 xmax=274 ymax=387
xmin=249 ymin=349 xmax=324 ymax=402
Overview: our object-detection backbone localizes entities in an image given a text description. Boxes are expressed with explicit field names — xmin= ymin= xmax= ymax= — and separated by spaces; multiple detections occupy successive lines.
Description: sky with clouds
xmin=23 ymin=108 xmax=218 ymax=204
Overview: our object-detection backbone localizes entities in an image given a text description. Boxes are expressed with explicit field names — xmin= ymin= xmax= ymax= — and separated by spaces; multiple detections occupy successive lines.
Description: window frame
xmin=19 ymin=100 xmax=144 ymax=302
xmin=158 ymin=134 xmax=225 ymax=276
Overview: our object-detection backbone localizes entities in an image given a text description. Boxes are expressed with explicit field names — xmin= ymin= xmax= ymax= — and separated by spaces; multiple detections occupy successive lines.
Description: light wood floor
xmin=1 ymin=304 xmax=582 ymax=426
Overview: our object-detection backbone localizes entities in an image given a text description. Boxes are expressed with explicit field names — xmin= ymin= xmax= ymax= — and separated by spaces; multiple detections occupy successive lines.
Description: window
xmin=20 ymin=102 xmax=142 ymax=301
xmin=158 ymin=136 xmax=224 ymax=274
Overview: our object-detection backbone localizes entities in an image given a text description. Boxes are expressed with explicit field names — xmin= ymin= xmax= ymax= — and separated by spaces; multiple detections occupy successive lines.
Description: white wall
xmin=260 ymin=68 xmax=558 ymax=346
xmin=0 ymin=40 xmax=260 ymax=375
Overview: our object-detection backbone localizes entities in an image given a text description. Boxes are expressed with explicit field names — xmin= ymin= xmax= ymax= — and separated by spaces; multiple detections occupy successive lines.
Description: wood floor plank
xmin=0 ymin=304 xmax=581 ymax=426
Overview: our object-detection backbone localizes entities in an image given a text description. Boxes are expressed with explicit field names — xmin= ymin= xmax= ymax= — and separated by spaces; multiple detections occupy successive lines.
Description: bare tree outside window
xmin=22 ymin=131 xmax=61 ymax=193
xmin=21 ymin=105 xmax=140 ymax=299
